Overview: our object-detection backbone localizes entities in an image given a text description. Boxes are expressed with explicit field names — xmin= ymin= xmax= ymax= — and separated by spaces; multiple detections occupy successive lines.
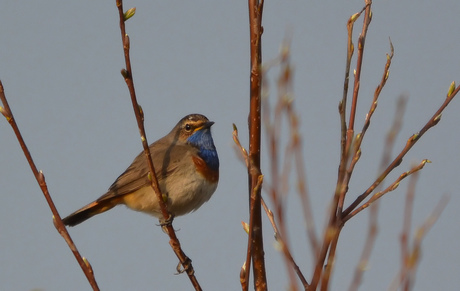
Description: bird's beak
xmin=195 ymin=121 xmax=214 ymax=132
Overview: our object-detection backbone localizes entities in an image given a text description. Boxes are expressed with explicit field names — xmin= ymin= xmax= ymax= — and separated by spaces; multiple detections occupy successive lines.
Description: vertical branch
xmin=338 ymin=5 xmax=366 ymax=180
xmin=338 ymin=0 xmax=373 ymax=215
xmin=115 ymin=1 xmax=201 ymax=290
xmin=389 ymin=194 xmax=449 ymax=291
xmin=348 ymin=0 xmax=372 ymax=133
xmin=0 ymin=81 xmax=100 ymax=291
xmin=339 ymin=40 xmax=394 ymax=213
xmin=311 ymin=3 xmax=372 ymax=289
xmin=348 ymin=96 xmax=407 ymax=291
xmin=399 ymin=169 xmax=418 ymax=291
xmin=261 ymin=198 xmax=310 ymax=289
xmin=245 ymin=0 xmax=267 ymax=290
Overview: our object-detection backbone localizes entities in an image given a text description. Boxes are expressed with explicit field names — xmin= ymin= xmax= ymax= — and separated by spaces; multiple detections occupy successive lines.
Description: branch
xmin=0 ymin=81 xmax=100 ymax=290
xmin=115 ymin=2 xmax=201 ymax=289
xmin=348 ymin=95 xmax=407 ymax=291
xmin=246 ymin=0 xmax=267 ymax=290
xmin=261 ymin=198 xmax=309 ymax=289
xmin=343 ymin=81 xmax=460 ymax=218
xmin=338 ymin=0 xmax=376 ymax=215
xmin=338 ymin=39 xmax=394 ymax=213
xmin=311 ymin=2 xmax=373 ymax=289
xmin=344 ymin=159 xmax=430 ymax=223
xmin=389 ymin=194 xmax=449 ymax=290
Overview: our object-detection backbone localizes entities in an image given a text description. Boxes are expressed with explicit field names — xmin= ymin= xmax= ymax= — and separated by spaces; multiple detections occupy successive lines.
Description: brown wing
xmin=96 ymin=139 xmax=193 ymax=202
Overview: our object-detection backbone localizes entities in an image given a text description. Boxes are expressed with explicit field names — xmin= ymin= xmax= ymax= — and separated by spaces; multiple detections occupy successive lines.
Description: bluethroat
xmin=63 ymin=114 xmax=219 ymax=226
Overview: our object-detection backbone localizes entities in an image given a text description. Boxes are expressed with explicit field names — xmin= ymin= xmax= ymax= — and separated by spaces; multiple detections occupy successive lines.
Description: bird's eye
xmin=185 ymin=124 xmax=192 ymax=131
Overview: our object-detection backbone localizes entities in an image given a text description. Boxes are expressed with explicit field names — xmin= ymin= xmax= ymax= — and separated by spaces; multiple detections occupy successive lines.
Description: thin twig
xmin=338 ymin=39 xmax=394 ymax=213
xmin=233 ymin=125 xmax=256 ymax=291
xmin=343 ymin=83 xmax=460 ymax=219
xmin=278 ymin=40 xmax=319 ymax=258
xmin=337 ymin=0 xmax=374 ymax=217
xmin=261 ymin=198 xmax=310 ymax=289
xmin=400 ymin=167 xmax=419 ymax=291
xmin=261 ymin=40 xmax=299 ymax=290
xmin=115 ymin=1 xmax=201 ymax=289
xmin=344 ymin=159 xmax=430 ymax=223
xmin=338 ymin=4 xmax=367 ymax=169
xmin=348 ymin=95 xmax=407 ymax=291
xmin=348 ymin=0 xmax=372 ymax=134
xmin=389 ymin=195 xmax=449 ymax=291
xmin=0 ymin=81 xmax=100 ymax=290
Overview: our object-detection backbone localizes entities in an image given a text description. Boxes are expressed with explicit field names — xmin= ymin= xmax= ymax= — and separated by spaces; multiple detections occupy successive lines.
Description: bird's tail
xmin=62 ymin=197 xmax=120 ymax=227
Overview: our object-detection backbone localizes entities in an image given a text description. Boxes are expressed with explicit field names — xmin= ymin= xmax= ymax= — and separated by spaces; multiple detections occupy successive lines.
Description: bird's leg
xmin=159 ymin=213 xmax=175 ymax=232
xmin=175 ymin=257 xmax=194 ymax=275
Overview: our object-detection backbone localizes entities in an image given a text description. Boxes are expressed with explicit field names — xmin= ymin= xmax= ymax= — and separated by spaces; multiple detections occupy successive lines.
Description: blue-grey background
xmin=1 ymin=1 xmax=459 ymax=290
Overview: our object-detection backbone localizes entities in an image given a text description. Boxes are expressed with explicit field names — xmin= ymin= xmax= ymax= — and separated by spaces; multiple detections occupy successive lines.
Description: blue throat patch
xmin=187 ymin=129 xmax=219 ymax=171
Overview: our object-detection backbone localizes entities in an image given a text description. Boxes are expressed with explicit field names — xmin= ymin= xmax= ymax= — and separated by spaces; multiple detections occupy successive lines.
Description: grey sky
xmin=1 ymin=1 xmax=459 ymax=290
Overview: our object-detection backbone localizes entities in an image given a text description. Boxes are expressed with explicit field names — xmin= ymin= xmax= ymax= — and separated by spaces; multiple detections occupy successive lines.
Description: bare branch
xmin=343 ymin=82 xmax=460 ymax=219
xmin=246 ymin=0 xmax=267 ymax=290
xmin=312 ymin=2 xmax=373 ymax=289
xmin=0 ymin=81 xmax=100 ymax=290
xmin=116 ymin=1 xmax=201 ymax=289
xmin=344 ymin=159 xmax=430 ymax=223
xmin=389 ymin=193 xmax=449 ymax=291
xmin=348 ymin=95 xmax=407 ymax=291
xmin=261 ymin=198 xmax=310 ymax=289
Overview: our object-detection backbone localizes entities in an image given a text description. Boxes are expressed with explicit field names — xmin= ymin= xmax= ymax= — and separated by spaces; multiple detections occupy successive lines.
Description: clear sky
xmin=1 ymin=1 xmax=459 ymax=290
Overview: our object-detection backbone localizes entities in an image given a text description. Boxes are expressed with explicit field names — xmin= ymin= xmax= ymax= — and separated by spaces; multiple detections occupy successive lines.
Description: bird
xmin=62 ymin=113 xmax=219 ymax=227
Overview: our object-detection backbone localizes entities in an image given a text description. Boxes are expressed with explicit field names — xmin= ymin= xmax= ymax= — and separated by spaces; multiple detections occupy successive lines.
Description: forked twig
xmin=312 ymin=3 xmax=373 ymax=290
xmin=343 ymin=82 xmax=460 ymax=219
xmin=389 ymin=193 xmax=449 ymax=291
xmin=338 ymin=39 xmax=394 ymax=212
xmin=343 ymin=159 xmax=430 ymax=223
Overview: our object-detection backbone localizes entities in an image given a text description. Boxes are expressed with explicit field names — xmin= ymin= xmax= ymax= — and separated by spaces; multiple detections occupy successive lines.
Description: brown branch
xmin=233 ymin=124 xmax=250 ymax=168
xmin=348 ymin=95 xmax=407 ymax=291
xmin=343 ymin=82 xmax=460 ymax=219
xmin=246 ymin=172 xmax=265 ymax=291
xmin=260 ymin=41 xmax=299 ymax=290
xmin=0 ymin=81 xmax=100 ymax=290
xmin=338 ymin=39 xmax=394 ymax=213
xmin=336 ymin=0 xmax=367 ymax=222
xmin=347 ymin=203 xmax=378 ymax=291
xmin=311 ymin=3 xmax=373 ymax=289
xmin=389 ymin=194 xmax=449 ymax=290
xmin=247 ymin=0 xmax=267 ymax=290
xmin=233 ymin=125 xmax=258 ymax=291
xmin=344 ymin=160 xmax=430 ymax=223
xmin=338 ymin=6 xmax=363 ymax=159
xmin=261 ymin=198 xmax=310 ymax=289
xmin=348 ymin=0 xmax=372 ymax=133
xmin=337 ymin=0 xmax=374 ymax=215
xmin=290 ymin=117 xmax=319 ymax=257
xmin=115 ymin=2 xmax=201 ymax=289
xmin=233 ymin=123 xmax=257 ymax=291
xmin=320 ymin=226 xmax=342 ymax=291
xmin=399 ymin=167 xmax=419 ymax=291
xmin=278 ymin=41 xmax=318 ymax=257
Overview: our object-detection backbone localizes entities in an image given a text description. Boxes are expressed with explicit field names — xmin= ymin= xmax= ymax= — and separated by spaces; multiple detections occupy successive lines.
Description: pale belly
xmin=121 ymin=173 xmax=218 ymax=218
